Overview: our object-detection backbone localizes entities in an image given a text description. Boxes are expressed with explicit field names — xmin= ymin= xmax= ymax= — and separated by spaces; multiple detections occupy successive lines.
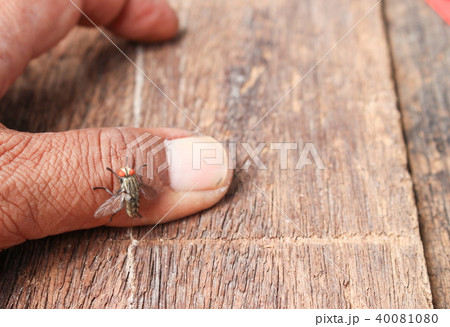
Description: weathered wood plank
xmin=0 ymin=235 xmax=430 ymax=308
xmin=384 ymin=0 xmax=450 ymax=308
xmin=0 ymin=0 xmax=432 ymax=308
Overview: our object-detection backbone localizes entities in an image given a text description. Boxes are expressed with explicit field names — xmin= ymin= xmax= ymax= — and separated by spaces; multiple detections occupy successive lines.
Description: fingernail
xmin=165 ymin=136 xmax=229 ymax=192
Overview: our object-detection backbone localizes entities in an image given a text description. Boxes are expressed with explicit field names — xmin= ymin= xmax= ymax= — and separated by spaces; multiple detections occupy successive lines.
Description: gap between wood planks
xmin=380 ymin=1 xmax=437 ymax=307
xmin=380 ymin=2 xmax=421 ymax=215
xmin=86 ymin=234 xmax=422 ymax=246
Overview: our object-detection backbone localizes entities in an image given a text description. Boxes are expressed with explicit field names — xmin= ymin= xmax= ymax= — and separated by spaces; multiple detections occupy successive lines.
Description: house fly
xmin=93 ymin=164 xmax=156 ymax=221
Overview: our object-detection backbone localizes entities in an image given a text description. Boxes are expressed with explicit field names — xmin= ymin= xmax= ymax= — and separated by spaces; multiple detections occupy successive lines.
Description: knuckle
xmin=0 ymin=131 xmax=43 ymax=242
xmin=0 ymin=203 xmax=21 ymax=237
xmin=0 ymin=132 xmax=73 ymax=242
xmin=0 ymin=182 xmax=34 ymax=246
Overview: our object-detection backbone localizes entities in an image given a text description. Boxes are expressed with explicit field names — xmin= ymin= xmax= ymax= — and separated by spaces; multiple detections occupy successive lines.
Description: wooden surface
xmin=385 ymin=0 xmax=450 ymax=308
xmin=0 ymin=0 xmax=445 ymax=308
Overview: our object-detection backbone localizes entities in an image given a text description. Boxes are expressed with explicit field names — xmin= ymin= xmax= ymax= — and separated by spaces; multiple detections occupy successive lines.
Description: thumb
xmin=0 ymin=127 xmax=232 ymax=249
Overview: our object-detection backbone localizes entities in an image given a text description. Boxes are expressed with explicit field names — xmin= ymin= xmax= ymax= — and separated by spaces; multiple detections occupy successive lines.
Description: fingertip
xmin=98 ymin=130 xmax=233 ymax=227
xmin=107 ymin=0 xmax=179 ymax=42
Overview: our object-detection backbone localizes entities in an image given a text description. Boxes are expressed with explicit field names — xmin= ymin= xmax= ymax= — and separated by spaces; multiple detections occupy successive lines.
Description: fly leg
xmin=93 ymin=186 xmax=115 ymax=196
xmin=93 ymin=167 xmax=122 ymax=195
xmin=108 ymin=200 xmax=125 ymax=222
xmin=136 ymin=163 xmax=147 ymax=174
xmin=106 ymin=167 xmax=122 ymax=179
xmin=136 ymin=163 xmax=148 ymax=183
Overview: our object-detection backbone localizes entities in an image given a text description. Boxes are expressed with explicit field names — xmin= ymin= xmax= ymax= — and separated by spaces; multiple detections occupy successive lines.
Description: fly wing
xmin=94 ymin=193 xmax=126 ymax=218
xmin=140 ymin=183 xmax=157 ymax=200
xmin=137 ymin=174 xmax=157 ymax=200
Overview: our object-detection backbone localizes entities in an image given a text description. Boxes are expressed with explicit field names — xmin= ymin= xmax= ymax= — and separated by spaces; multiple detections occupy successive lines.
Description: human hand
xmin=0 ymin=0 xmax=232 ymax=249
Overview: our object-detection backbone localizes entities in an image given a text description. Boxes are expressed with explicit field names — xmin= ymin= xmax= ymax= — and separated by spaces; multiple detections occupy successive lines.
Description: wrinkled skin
xmin=0 ymin=0 xmax=232 ymax=249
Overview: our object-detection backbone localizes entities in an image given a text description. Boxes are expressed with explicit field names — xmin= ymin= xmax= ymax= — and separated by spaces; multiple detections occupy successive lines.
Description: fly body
xmin=120 ymin=171 xmax=141 ymax=218
xmin=93 ymin=165 xmax=156 ymax=221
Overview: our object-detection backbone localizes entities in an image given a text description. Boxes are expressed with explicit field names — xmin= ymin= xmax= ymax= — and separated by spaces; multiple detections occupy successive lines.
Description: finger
xmin=0 ymin=0 xmax=178 ymax=97
xmin=105 ymin=0 xmax=179 ymax=42
xmin=0 ymin=127 xmax=232 ymax=249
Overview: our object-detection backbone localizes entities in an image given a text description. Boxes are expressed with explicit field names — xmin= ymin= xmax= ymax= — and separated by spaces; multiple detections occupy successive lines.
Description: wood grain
xmin=0 ymin=0 xmax=434 ymax=308
xmin=384 ymin=0 xmax=450 ymax=308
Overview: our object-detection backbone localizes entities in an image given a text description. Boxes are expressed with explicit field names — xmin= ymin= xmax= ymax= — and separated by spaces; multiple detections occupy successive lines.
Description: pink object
xmin=424 ymin=0 xmax=450 ymax=24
